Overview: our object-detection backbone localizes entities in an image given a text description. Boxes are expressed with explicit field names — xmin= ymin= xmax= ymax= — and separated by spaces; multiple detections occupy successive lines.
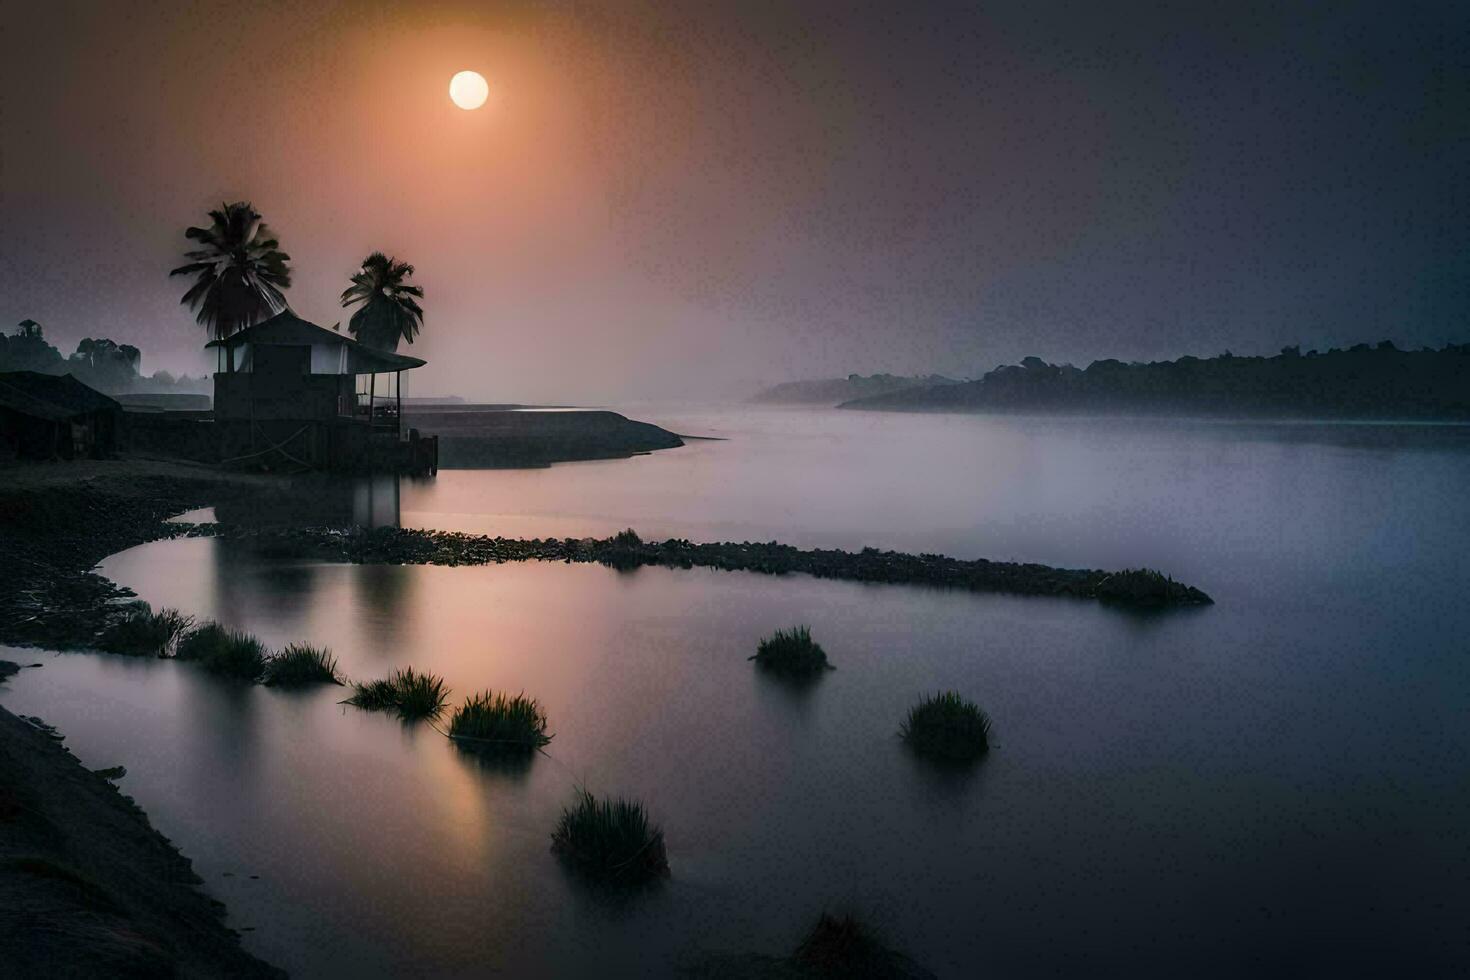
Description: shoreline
xmin=0 ymin=457 xmax=1207 ymax=976
xmin=0 ymin=459 xmax=1211 ymax=656
xmin=404 ymin=407 xmax=685 ymax=468
xmin=0 ymin=461 xmax=288 ymax=973
xmin=0 ymin=666 xmax=282 ymax=977
xmin=182 ymin=524 xmax=1214 ymax=607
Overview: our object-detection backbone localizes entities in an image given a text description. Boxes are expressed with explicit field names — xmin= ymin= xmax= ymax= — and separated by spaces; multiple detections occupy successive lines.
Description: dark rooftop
xmin=0 ymin=371 xmax=121 ymax=421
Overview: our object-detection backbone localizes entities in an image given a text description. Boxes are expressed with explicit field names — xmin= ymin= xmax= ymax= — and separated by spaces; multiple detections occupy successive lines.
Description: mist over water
xmin=5 ymin=0 xmax=1468 ymax=974
xmin=5 ymin=3 xmax=1466 ymax=400
xmin=4 ymin=409 xmax=1468 ymax=976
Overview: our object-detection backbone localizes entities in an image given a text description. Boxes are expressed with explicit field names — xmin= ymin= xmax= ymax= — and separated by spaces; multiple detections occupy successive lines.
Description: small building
xmin=0 ymin=371 xmax=122 ymax=460
xmin=203 ymin=311 xmax=435 ymax=472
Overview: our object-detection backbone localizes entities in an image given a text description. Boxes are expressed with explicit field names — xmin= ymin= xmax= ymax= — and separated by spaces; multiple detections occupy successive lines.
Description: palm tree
xmin=340 ymin=252 xmax=424 ymax=352
xmin=341 ymin=252 xmax=425 ymax=415
xmin=169 ymin=202 xmax=291 ymax=371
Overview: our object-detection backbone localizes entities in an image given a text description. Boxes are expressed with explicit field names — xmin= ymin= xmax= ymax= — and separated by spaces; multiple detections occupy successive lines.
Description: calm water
xmin=4 ymin=408 xmax=1469 ymax=977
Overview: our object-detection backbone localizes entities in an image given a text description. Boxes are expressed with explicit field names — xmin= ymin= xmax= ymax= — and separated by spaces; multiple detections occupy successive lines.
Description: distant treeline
xmin=751 ymin=373 xmax=957 ymax=405
xmin=841 ymin=342 xmax=1470 ymax=420
xmin=0 ymin=320 xmax=208 ymax=394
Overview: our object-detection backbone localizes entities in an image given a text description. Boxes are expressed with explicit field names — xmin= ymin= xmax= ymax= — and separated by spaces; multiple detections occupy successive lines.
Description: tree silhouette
xmin=340 ymin=252 xmax=424 ymax=352
xmin=169 ymin=202 xmax=291 ymax=371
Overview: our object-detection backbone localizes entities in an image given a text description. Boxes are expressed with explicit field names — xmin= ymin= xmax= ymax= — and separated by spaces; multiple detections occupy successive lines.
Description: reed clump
xmin=98 ymin=606 xmax=193 ymax=657
xmin=261 ymin=644 xmax=342 ymax=687
xmin=551 ymin=789 xmax=669 ymax=883
xmin=344 ymin=667 xmax=449 ymax=720
xmin=448 ymin=690 xmax=552 ymax=751
xmin=174 ymin=622 xmax=267 ymax=680
xmin=900 ymin=691 xmax=991 ymax=762
xmin=792 ymin=913 xmax=924 ymax=979
xmin=749 ymin=625 xmax=832 ymax=674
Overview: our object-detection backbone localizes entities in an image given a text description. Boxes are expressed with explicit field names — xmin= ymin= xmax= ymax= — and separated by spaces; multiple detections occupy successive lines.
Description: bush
xmin=174 ymin=623 xmax=267 ymax=680
xmin=792 ymin=913 xmax=927 ymax=979
xmin=1094 ymin=567 xmax=1209 ymax=606
xmin=749 ymin=625 xmax=832 ymax=674
xmin=345 ymin=677 xmax=398 ymax=711
xmin=551 ymin=789 xmax=669 ymax=883
xmin=175 ymin=622 xmax=229 ymax=661
xmin=98 ymin=606 xmax=193 ymax=657
xmin=900 ymin=691 xmax=991 ymax=762
xmin=344 ymin=667 xmax=449 ymax=720
xmin=448 ymin=690 xmax=552 ymax=751
xmin=611 ymin=528 xmax=642 ymax=547
xmin=261 ymin=644 xmax=342 ymax=687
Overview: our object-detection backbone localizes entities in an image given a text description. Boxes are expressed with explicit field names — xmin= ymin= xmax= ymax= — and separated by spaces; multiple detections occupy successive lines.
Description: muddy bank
xmin=0 ymin=460 xmax=278 ymax=651
xmin=186 ymin=526 xmax=1213 ymax=606
xmin=0 ymin=463 xmax=288 ymax=976
xmin=404 ymin=408 xmax=684 ymax=468
xmin=0 ymin=690 xmax=281 ymax=978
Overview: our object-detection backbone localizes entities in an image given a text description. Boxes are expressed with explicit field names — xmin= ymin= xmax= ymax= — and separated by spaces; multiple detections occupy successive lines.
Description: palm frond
xmin=340 ymin=250 xmax=426 ymax=350
xmin=173 ymin=201 xmax=291 ymax=343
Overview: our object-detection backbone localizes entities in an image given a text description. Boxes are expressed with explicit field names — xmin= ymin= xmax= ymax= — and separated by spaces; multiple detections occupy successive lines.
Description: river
xmin=4 ymin=407 xmax=1468 ymax=976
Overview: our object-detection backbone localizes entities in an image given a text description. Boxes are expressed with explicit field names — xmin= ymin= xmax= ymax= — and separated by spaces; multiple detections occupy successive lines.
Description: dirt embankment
xmin=0 ymin=459 xmax=275 ymax=650
xmin=0 ymin=460 xmax=284 ymax=977
xmin=404 ymin=408 xmax=684 ymax=468
xmin=0 ymin=676 xmax=281 ymax=977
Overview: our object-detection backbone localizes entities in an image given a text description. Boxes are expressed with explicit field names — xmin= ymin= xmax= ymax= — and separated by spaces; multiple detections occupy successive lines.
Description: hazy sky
xmin=3 ymin=1 xmax=1466 ymax=400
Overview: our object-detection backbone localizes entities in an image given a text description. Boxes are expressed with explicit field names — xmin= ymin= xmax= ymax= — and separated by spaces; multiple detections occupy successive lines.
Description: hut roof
xmin=206 ymin=311 xmax=426 ymax=372
xmin=0 ymin=372 xmax=121 ymax=421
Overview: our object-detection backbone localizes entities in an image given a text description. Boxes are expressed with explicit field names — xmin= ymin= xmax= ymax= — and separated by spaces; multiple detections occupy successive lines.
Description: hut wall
xmin=214 ymin=371 xmax=353 ymax=422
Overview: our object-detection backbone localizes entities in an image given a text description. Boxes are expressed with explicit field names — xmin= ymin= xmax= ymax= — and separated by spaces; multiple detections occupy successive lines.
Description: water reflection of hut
xmin=0 ymin=371 xmax=121 ymax=460
xmin=206 ymin=311 xmax=436 ymax=472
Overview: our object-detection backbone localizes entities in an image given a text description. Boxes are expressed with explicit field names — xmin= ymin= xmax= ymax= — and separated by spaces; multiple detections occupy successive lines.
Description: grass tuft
xmin=449 ymin=690 xmax=552 ymax=751
xmin=900 ymin=691 xmax=991 ymax=762
xmin=792 ymin=912 xmax=917 ymax=979
xmin=261 ymin=644 xmax=342 ymax=687
xmin=98 ymin=606 xmax=194 ymax=657
xmin=174 ymin=622 xmax=267 ymax=680
xmin=551 ymin=789 xmax=669 ymax=883
xmin=749 ymin=625 xmax=832 ymax=674
xmin=344 ymin=667 xmax=449 ymax=721
xmin=174 ymin=622 xmax=229 ymax=661
xmin=344 ymin=677 xmax=398 ymax=711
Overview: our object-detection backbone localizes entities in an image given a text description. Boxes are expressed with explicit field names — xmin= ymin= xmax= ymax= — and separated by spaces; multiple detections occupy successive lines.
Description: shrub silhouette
xmin=448 ymin=690 xmax=552 ymax=751
xmin=98 ymin=606 xmax=193 ymax=657
xmin=175 ymin=623 xmax=267 ymax=680
xmin=900 ymin=691 xmax=991 ymax=762
xmin=344 ymin=667 xmax=448 ymax=721
xmin=262 ymin=644 xmax=342 ymax=687
xmin=792 ymin=912 xmax=932 ymax=978
xmin=551 ymin=789 xmax=669 ymax=883
xmin=749 ymin=625 xmax=832 ymax=674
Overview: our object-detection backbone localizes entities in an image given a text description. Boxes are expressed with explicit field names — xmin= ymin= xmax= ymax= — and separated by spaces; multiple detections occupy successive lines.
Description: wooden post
xmin=396 ymin=370 xmax=402 ymax=439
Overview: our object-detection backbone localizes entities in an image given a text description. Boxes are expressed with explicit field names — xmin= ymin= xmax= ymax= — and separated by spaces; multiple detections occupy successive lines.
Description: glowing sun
xmin=449 ymin=70 xmax=488 ymax=110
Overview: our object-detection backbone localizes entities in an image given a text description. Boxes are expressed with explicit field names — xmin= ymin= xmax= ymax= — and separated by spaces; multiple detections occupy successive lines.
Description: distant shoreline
xmin=838 ymin=344 xmax=1470 ymax=418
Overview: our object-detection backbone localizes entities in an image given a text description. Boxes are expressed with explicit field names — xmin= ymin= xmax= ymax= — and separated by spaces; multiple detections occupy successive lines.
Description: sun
xmin=449 ymin=70 xmax=488 ymax=110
